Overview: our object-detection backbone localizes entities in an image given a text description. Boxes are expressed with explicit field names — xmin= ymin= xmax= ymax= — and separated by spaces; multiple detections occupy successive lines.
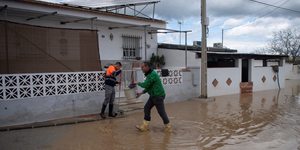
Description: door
xmin=242 ymin=59 xmax=248 ymax=82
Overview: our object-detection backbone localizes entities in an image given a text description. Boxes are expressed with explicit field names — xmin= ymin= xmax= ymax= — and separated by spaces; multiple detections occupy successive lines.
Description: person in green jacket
xmin=133 ymin=62 xmax=171 ymax=132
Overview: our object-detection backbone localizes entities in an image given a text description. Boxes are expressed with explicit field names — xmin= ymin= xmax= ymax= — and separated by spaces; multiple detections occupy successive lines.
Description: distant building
xmin=158 ymin=43 xmax=288 ymax=96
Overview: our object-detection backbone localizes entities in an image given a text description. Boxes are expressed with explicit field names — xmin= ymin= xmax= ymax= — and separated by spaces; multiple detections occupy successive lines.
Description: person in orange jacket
xmin=100 ymin=62 xmax=123 ymax=119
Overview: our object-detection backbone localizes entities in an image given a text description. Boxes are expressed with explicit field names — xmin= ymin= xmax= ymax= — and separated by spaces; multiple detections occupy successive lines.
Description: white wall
xmin=207 ymin=63 xmax=241 ymax=97
xmin=252 ymin=66 xmax=285 ymax=91
xmin=0 ymin=69 xmax=200 ymax=127
xmin=0 ymin=91 xmax=106 ymax=127
xmin=285 ymin=63 xmax=300 ymax=80
xmin=267 ymin=61 xmax=279 ymax=66
xmin=158 ymin=48 xmax=200 ymax=69
xmin=135 ymin=69 xmax=201 ymax=103
xmin=98 ymin=26 xmax=157 ymax=62
xmin=254 ymin=60 xmax=263 ymax=67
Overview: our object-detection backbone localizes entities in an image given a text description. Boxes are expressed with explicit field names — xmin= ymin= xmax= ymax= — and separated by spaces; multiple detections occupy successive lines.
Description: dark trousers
xmin=103 ymin=84 xmax=115 ymax=105
xmin=144 ymin=95 xmax=170 ymax=124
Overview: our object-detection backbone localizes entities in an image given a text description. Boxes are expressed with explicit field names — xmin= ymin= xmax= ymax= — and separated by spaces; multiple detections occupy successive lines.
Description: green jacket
xmin=138 ymin=70 xmax=165 ymax=98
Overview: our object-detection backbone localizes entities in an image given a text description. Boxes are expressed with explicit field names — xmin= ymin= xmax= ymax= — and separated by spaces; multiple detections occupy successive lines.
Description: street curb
xmin=0 ymin=114 xmax=126 ymax=132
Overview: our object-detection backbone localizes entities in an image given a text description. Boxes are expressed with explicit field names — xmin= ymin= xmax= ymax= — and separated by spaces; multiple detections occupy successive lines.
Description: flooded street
xmin=1 ymin=80 xmax=300 ymax=150
xmin=50 ymin=80 xmax=300 ymax=150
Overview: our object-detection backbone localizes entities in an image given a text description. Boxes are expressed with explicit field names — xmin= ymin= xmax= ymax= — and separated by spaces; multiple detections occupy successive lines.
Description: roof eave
xmin=14 ymin=0 xmax=167 ymax=24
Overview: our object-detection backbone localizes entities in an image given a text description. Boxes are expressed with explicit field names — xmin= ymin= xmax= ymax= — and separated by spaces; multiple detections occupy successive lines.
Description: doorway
xmin=242 ymin=59 xmax=249 ymax=82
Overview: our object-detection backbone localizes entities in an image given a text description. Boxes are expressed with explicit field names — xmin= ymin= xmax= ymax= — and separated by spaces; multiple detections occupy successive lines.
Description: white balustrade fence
xmin=0 ymin=69 xmax=183 ymax=100
xmin=0 ymin=71 xmax=106 ymax=100
xmin=144 ymin=69 xmax=183 ymax=85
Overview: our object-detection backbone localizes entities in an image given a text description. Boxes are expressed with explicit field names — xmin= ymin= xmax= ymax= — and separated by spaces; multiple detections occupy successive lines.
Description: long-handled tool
xmin=115 ymin=72 xmax=123 ymax=116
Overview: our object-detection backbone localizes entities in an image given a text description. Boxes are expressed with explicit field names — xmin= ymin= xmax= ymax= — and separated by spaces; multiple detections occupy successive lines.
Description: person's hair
xmin=143 ymin=61 xmax=150 ymax=67
xmin=115 ymin=62 xmax=122 ymax=66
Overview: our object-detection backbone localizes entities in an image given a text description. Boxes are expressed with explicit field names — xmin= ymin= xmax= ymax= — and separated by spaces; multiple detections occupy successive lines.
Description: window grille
xmin=122 ymin=34 xmax=142 ymax=59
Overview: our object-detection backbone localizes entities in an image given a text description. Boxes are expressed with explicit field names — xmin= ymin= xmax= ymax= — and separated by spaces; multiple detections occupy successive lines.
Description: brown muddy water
xmin=50 ymin=80 xmax=300 ymax=150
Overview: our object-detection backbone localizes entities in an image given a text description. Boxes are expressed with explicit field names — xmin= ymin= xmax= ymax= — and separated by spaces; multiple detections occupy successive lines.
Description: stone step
xmin=114 ymin=100 xmax=144 ymax=114
xmin=116 ymin=100 xmax=144 ymax=111
xmin=115 ymin=96 xmax=140 ymax=102
xmin=116 ymin=100 xmax=143 ymax=106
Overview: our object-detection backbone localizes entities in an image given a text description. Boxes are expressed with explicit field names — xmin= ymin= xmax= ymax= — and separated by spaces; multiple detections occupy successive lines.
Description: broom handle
xmin=119 ymin=72 xmax=122 ymax=91
xmin=118 ymin=72 xmax=122 ymax=109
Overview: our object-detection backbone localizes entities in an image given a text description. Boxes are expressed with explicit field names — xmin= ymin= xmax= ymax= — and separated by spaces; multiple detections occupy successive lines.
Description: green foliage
xmin=149 ymin=53 xmax=166 ymax=68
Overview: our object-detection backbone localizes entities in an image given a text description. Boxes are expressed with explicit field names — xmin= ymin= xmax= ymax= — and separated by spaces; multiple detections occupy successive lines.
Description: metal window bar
xmin=115 ymin=70 xmax=137 ymax=91
xmin=122 ymin=34 xmax=142 ymax=59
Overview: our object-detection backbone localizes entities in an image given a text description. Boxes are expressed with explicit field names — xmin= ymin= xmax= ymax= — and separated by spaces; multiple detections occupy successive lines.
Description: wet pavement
xmin=0 ymin=80 xmax=300 ymax=150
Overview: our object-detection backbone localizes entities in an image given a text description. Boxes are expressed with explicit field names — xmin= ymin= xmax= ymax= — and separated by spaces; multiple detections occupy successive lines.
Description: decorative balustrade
xmin=144 ymin=69 xmax=183 ymax=85
xmin=0 ymin=69 xmax=182 ymax=100
xmin=0 ymin=71 xmax=106 ymax=100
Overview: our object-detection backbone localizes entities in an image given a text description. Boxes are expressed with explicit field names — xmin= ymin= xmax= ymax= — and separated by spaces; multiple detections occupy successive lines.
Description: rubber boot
xmin=108 ymin=104 xmax=116 ymax=117
xmin=135 ymin=119 xmax=150 ymax=131
xmin=100 ymin=104 xmax=107 ymax=119
xmin=164 ymin=123 xmax=172 ymax=132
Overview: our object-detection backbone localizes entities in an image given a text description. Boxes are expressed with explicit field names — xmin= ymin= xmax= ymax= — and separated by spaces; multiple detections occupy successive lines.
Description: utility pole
xmin=200 ymin=0 xmax=208 ymax=98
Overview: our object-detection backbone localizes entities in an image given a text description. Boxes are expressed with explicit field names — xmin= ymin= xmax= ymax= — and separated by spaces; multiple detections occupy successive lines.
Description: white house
xmin=158 ymin=43 xmax=288 ymax=97
xmin=0 ymin=0 xmax=197 ymax=128
xmin=0 ymin=0 xmax=169 ymax=72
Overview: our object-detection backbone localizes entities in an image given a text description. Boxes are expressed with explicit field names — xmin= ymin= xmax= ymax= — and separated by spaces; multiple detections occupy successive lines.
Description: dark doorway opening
xmin=242 ymin=59 xmax=249 ymax=82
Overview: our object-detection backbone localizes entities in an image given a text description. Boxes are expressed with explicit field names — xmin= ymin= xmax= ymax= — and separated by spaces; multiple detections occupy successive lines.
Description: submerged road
xmin=1 ymin=80 xmax=300 ymax=150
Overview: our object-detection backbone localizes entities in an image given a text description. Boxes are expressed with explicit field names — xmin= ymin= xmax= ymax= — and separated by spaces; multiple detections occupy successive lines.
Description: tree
xmin=255 ymin=28 xmax=300 ymax=63
xmin=149 ymin=53 xmax=165 ymax=69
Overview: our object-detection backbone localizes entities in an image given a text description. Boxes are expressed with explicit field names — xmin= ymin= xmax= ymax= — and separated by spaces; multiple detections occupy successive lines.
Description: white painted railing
xmin=115 ymin=70 xmax=138 ymax=91
xmin=0 ymin=71 xmax=106 ymax=100
xmin=0 ymin=69 xmax=183 ymax=100
xmin=144 ymin=69 xmax=183 ymax=85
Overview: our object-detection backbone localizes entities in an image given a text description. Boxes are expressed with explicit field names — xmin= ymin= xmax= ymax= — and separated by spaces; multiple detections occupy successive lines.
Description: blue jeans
xmin=144 ymin=95 xmax=170 ymax=124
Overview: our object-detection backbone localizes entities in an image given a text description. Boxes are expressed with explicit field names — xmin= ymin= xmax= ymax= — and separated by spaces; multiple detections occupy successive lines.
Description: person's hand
xmin=118 ymin=81 xmax=121 ymax=84
xmin=120 ymin=67 xmax=123 ymax=71
xmin=136 ymin=92 xmax=143 ymax=98
xmin=133 ymin=81 xmax=139 ymax=85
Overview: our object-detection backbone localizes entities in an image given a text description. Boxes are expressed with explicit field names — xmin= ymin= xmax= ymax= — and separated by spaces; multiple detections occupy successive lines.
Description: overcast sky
xmin=41 ymin=0 xmax=300 ymax=53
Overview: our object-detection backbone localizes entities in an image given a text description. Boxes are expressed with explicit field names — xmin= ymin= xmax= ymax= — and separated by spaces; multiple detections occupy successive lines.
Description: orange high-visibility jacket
xmin=105 ymin=65 xmax=122 ymax=86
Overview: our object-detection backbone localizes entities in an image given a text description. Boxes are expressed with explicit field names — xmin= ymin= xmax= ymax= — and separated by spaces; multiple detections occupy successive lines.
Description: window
xmin=122 ymin=34 xmax=142 ymax=59
xmin=208 ymin=58 xmax=236 ymax=68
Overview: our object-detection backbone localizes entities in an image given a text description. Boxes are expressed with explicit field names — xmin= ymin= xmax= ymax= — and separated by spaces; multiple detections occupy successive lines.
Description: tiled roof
xmin=15 ymin=0 xmax=166 ymax=24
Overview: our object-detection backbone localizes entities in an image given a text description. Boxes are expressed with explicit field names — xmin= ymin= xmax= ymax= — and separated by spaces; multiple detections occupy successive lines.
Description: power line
xmin=248 ymin=0 xmax=300 ymax=14
xmin=221 ymin=0 xmax=290 ymax=45
xmin=210 ymin=0 xmax=288 ymax=29
xmin=224 ymin=0 xmax=289 ymax=30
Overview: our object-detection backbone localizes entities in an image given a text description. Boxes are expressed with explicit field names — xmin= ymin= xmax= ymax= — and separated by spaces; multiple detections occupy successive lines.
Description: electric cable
xmin=210 ymin=0 xmax=287 ymax=29
xmin=248 ymin=0 xmax=300 ymax=14
xmin=224 ymin=0 xmax=290 ymax=30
